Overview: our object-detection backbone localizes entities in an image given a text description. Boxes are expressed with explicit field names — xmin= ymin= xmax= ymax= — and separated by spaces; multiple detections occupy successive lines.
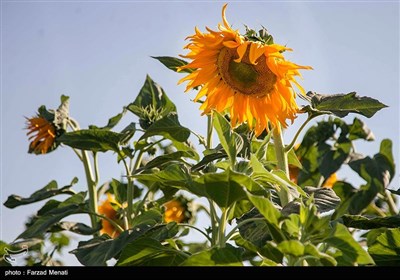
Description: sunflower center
xmin=217 ymin=46 xmax=277 ymax=97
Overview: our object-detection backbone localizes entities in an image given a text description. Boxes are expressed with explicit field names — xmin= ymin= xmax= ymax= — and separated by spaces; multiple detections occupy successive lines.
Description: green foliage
xmin=10 ymin=62 xmax=396 ymax=266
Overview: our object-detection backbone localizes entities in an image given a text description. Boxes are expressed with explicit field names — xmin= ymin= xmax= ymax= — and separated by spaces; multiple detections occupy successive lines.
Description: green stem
xmin=207 ymin=113 xmax=213 ymax=149
xmin=93 ymin=152 xmax=100 ymax=185
xmin=208 ymin=199 xmax=218 ymax=247
xmin=385 ymin=190 xmax=398 ymax=215
xmin=68 ymin=119 xmax=99 ymax=236
xmin=86 ymin=211 xmax=124 ymax=233
xmin=272 ymin=125 xmax=291 ymax=206
xmin=285 ymin=115 xmax=316 ymax=152
xmin=218 ymin=208 xmax=229 ymax=248
xmin=123 ymin=150 xmax=144 ymax=227
xmin=82 ymin=150 xmax=99 ymax=235
xmin=178 ymin=224 xmax=213 ymax=243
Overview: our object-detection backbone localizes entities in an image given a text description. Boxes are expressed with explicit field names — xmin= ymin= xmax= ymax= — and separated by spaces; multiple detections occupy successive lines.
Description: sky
xmin=1 ymin=0 xmax=399 ymax=266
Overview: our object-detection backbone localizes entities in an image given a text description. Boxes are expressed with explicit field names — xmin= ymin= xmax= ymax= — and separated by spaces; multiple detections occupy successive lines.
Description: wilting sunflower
xmin=163 ymin=199 xmax=191 ymax=224
xmin=179 ymin=4 xmax=312 ymax=135
xmin=25 ymin=116 xmax=56 ymax=154
xmin=98 ymin=194 xmax=122 ymax=238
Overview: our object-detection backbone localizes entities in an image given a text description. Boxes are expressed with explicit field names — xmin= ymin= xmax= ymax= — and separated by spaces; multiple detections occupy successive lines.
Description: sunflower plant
xmin=2 ymin=4 xmax=399 ymax=267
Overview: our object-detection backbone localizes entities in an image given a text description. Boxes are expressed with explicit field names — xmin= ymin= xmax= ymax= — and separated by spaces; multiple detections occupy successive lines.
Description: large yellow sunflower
xmin=179 ymin=4 xmax=312 ymax=135
xmin=25 ymin=116 xmax=56 ymax=154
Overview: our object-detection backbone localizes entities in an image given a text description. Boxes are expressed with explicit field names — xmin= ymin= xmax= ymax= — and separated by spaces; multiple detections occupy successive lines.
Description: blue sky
xmin=1 ymin=0 xmax=399 ymax=265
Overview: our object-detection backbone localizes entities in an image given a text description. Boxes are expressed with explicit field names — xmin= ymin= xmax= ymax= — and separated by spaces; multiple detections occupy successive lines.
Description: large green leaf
xmin=58 ymin=129 xmax=123 ymax=152
xmin=348 ymin=139 xmax=395 ymax=214
xmin=308 ymin=91 xmax=387 ymax=118
xmin=181 ymin=244 xmax=243 ymax=266
xmin=326 ymin=223 xmax=374 ymax=265
xmin=49 ymin=221 xmax=101 ymax=235
xmin=18 ymin=192 xmax=88 ymax=239
xmin=152 ymin=56 xmax=194 ymax=73
xmin=133 ymin=164 xmax=191 ymax=188
xmin=246 ymin=194 xmax=285 ymax=243
xmin=368 ymin=228 xmax=400 ymax=266
xmin=127 ymin=75 xmax=176 ymax=120
xmin=276 ymin=240 xmax=304 ymax=257
xmin=348 ymin=118 xmax=374 ymax=141
xmin=189 ymin=169 xmax=261 ymax=208
xmin=4 ymin=178 xmax=77 ymax=209
xmin=213 ymin=111 xmax=243 ymax=165
xmin=139 ymin=114 xmax=190 ymax=143
xmin=139 ymin=151 xmax=197 ymax=171
xmin=343 ymin=215 xmax=400 ymax=230
xmin=117 ymin=237 xmax=187 ymax=266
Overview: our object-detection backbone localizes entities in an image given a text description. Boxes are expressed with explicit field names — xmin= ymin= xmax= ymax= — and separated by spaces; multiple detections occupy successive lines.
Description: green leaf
xmin=308 ymin=91 xmax=387 ymax=118
xmin=89 ymin=110 xmax=126 ymax=131
xmin=58 ymin=129 xmax=123 ymax=153
xmin=213 ymin=111 xmax=243 ymax=165
xmin=18 ymin=193 xmax=87 ymax=239
xmin=368 ymin=228 xmax=400 ymax=266
xmin=342 ymin=215 xmax=400 ymax=229
xmin=139 ymin=151 xmax=197 ymax=171
xmin=348 ymin=139 xmax=395 ymax=214
xmin=348 ymin=118 xmax=374 ymax=141
xmin=246 ymin=194 xmax=285 ymax=243
xmin=127 ymin=75 xmax=176 ymax=120
xmin=71 ymin=223 xmax=176 ymax=266
xmin=189 ymin=169 xmax=261 ymax=208
xmin=134 ymin=164 xmax=191 ymax=188
xmin=326 ymin=223 xmax=374 ymax=265
xmin=277 ymin=240 xmax=304 ymax=257
xmin=49 ymin=221 xmax=101 ymax=235
xmin=319 ymin=141 xmax=351 ymax=180
xmin=191 ymin=151 xmax=226 ymax=172
xmin=152 ymin=56 xmax=194 ymax=73
xmin=181 ymin=244 xmax=243 ymax=266
xmin=117 ymin=237 xmax=187 ymax=266
xmin=131 ymin=209 xmax=162 ymax=228
xmin=139 ymin=114 xmax=190 ymax=143
xmin=4 ymin=178 xmax=77 ymax=209
xmin=237 ymin=208 xmax=270 ymax=248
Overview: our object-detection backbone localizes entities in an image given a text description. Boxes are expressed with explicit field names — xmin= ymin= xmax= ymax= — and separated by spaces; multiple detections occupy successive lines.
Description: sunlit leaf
xmin=117 ymin=237 xmax=187 ymax=266
xmin=326 ymin=223 xmax=374 ymax=265
xmin=308 ymin=91 xmax=387 ymax=118
xmin=368 ymin=228 xmax=400 ymax=266
xmin=152 ymin=56 xmax=194 ymax=73
xmin=139 ymin=114 xmax=190 ymax=143
xmin=181 ymin=244 xmax=243 ymax=266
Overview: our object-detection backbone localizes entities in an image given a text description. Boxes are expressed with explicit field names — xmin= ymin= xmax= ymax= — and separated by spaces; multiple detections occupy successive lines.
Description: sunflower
xmin=25 ymin=116 xmax=56 ymax=154
xmin=98 ymin=194 xmax=122 ymax=238
xmin=163 ymin=199 xmax=191 ymax=224
xmin=178 ymin=4 xmax=312 ymax=135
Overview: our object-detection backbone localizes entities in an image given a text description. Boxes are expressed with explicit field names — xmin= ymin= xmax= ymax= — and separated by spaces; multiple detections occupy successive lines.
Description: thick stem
xmin=217 ymin=208 xmax=229 ymax=248
xmin=208 ymin=199 xmax=218 ymax=247
xmin=273 ymin=125 xmax=291 ymax=206
xmin=273 ymin=126 xmax=289 ymax=176
xmin=82 ymin=150 xmax=99 ymax=235
xmin=123 ymin=151 xmax=144 ymax=227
